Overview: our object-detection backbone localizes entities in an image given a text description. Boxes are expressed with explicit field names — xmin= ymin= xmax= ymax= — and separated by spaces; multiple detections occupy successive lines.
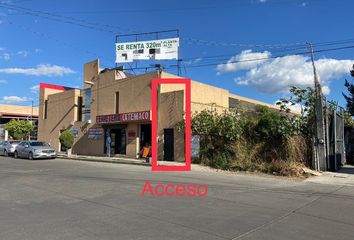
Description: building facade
xmin=38 ymin=59 xmax=281 ymax=161
xmin=0 ymin=104 xmax=39 ymax=141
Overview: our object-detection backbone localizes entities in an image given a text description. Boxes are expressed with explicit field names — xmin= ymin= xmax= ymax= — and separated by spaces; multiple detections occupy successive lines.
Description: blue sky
xmin=1 ymin=0 xmax=354 ymax=110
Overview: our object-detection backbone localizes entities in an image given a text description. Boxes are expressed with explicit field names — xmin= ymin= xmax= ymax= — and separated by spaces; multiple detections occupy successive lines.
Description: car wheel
xmin=28 ymin=152 xmax=33 ymax=160
xmin=4 ymin=150 xmax=8 ymax=157
xmin=14 ymin=151 xmax=18 ymax=158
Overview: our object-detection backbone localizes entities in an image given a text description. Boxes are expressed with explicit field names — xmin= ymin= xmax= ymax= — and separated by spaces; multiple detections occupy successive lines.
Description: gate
xmin=325 ymin=101 xmax=345 ymax=172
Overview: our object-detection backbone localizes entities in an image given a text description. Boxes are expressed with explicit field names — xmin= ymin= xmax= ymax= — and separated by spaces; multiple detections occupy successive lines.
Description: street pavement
xmin=0 ymin=156 xmax=354 ymax=240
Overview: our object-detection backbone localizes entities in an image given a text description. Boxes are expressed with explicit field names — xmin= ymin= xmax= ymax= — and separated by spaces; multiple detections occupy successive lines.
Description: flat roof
xmin=0 ymin=104 xmax=39 ymax=117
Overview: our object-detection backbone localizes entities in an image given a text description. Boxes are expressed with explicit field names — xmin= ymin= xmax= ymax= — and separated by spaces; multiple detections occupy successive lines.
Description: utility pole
xmin=155 ymin=64 xmax=163 ymax=162
xmin=308 ymin=43 xmax=327 ymax=171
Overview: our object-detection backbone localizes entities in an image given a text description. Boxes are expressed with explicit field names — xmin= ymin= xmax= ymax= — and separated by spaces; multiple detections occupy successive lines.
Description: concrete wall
xmin=157 ymin=90 xmax=184 ymax=162
xmin=83 ymin=59 xmax=99 ymax=89
xmin=38 ymin=88 xmax=80 ymax=151
xmin=160 ymin=72 xmax=230 ymax=114
xmin=38 ymin=59 xmax=285 ymax=160
xmin=0 ymin=104 xmax=39 ymax=116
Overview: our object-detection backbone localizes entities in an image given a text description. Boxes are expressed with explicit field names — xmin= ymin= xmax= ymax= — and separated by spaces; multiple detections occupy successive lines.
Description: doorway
xmin=163 ymin=128 xmax=174 ymax=161
xmin=105 ymin=127 xmax=126 ymax=155
xmin=140 ymin=124 xmax=151 ymax=149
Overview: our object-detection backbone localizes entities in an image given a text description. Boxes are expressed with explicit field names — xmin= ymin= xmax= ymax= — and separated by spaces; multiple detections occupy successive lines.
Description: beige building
xmin=38 ymin=59 xmax=281 ymax=161
xmin=0 ymin=104 xmax=39 ymax=140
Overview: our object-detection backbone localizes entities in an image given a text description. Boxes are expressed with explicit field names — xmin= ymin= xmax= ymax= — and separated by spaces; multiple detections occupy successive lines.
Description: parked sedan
xmin=14 ymin=141 xmax=56 ymax=160
xmin=0 ymin=140 xmax=20 ymax=156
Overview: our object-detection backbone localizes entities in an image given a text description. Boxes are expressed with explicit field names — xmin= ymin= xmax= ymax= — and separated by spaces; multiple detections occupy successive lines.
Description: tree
xmin=59 ymin=129 xmax=75 ymax=149
xmin=343 ymin=64 xmax=354 ymax=115
xmin=4 ymin=119 xmax=33 ymax=140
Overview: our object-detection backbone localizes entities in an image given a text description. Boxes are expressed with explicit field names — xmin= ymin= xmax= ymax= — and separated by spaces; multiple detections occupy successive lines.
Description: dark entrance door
xmin=164 ymin=128 xmax=174 ymax=161
xmin=140 ymin=124 xmax=151 ymax=148
xmin=109 ymin=128 xmax=126 ymax=155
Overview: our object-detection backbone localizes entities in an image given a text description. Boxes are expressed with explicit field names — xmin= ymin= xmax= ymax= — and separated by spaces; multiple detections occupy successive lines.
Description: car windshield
xmin=9 ymin=141 xmax=19 ymax=144
xmin=30 ymin=142 xmax=49 ymax=147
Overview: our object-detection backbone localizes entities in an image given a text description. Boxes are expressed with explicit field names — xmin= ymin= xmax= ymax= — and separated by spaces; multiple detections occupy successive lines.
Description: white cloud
xmin=288 ymin=103 xmax=303 ymax=114
xmin=258 ymin=0 xmax=267 ymax=2
xmin=216 ymin=50 xmax=271 ymax=73
xmin=1 ymin=52 xmax=10 ymax=61
xmin=0 ymin=79 xmax=7 ymax=84
xmin=321 ymin=85 xmax=330 ymax=95
xmin=275 ymin=100 xmax=303 ymax=114
xmin=184 ymin=57 xmax=202 ymax=66
xmin=17 ymin=50 xmax=29 ymax=57
xmin=301 ymin=2 xmax=308 ymax=7
xmin=30 ymin=84 xmax=40 ymax=94
xmin=1 ymin=96 xmax=32 ymax=104
xmin=0 ymin=64 xmax=75 ymax=77
xmin=221 ymin=50 xmax=354 ymax=95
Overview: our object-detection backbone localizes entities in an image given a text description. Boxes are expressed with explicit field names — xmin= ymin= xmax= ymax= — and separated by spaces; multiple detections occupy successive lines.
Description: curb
xmin=57 ymin=155 xmax=150 ymax=167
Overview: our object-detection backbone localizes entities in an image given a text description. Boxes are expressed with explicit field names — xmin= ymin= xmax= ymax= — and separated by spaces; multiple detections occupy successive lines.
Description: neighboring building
xmin=38 ymin=59 xmax=281 ymax=161
xmin=0 ymin=104 xmax=39 ymax=140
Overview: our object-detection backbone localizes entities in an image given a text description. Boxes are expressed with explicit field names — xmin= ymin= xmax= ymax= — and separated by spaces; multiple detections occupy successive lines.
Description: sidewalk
xmin=57 ymin=153 xmax=149 ymax=166
xmin=305 ymin=165 xmax=354 ymax=186
xmin=57 ymin=153 xmax=199 ymax=169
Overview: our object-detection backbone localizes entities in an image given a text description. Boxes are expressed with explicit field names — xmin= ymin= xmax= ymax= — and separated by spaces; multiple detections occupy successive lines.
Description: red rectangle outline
xmin=151 ymin=78 xmax=191 ymax=171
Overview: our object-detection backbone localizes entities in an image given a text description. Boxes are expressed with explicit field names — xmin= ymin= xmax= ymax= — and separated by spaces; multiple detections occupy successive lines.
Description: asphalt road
xmin=0 ymin=156 xmax=354 ymax=240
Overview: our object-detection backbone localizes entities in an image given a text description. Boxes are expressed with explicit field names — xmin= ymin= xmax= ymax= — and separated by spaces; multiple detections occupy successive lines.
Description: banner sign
xmin=128 ymin=130 xmax=136 ymax=139
xmin=116 ymin=38 xmax=179 ymax=63
xmin=88 ymin=128 xmax=103 ymax=140
xmin=96 ymin=111 xmax=151 ymax=124
xmin=71 ymin=128 xmax=79 ymax=138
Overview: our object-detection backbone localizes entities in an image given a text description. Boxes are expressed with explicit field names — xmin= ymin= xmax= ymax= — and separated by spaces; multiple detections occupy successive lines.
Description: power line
xmin=32 ymin=43 xmax=354 ymax=107
xmin=4 ymin=20 xmax=112 ymax=68
xmin=0 ymin=2 xmax=137 ymax=34
xmin=1 ymin=1 xmax=345 ymax=53
xmin=181 ymin=45 xmax=354 ymax=69
xmin=0 ymin=3 xmax=116 ymax=33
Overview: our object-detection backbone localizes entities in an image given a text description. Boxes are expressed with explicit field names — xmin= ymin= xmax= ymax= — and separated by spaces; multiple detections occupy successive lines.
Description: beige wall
xmin=0 ymin=104 xmax=39 ymax=116
xmin=160 ymin=72 xmax=230 ymax=114
xmin=157 ymin=90 xmax=185 ymax=162
xmin=38 ymin=67 xmax=159 ymax=157
xmin=83 ymin=59 xmax=100 ymax=89
xmin=38 ymin=59 xmax=285 ymax=160
xmin=38 ymin=88 xmax=81 ymax=151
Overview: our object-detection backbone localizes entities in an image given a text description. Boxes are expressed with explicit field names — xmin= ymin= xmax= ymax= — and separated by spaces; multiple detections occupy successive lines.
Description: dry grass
xmin=227 ymin=135 xmax=308 ymax=177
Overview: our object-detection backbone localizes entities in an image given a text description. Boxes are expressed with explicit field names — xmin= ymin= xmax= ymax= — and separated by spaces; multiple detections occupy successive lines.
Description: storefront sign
xmin=96 ymin=111 xmax=151 ymax=124
xmin=71 ymin=128 xmax=79 ymax=138
xmin=128 ymin=130 xmax=136 ymax=139
xmin=116 ymin=38 xmax=179 ymax=63
xmin=88 ymin=128 xmax=103 ymax=140
xmin=0 ymin=125 xmax=4 ymax=138
xmin=191 ymin=135 xmax=200 ymax=158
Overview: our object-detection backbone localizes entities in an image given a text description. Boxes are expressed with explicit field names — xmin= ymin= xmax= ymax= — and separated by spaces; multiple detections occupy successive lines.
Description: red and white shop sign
xmin=96 ymin=111 xmax=151 ymax=124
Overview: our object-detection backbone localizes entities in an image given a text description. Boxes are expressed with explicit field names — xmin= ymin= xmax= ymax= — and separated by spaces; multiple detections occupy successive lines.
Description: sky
xmin=1 ymin=0 xmax=354 ymax=110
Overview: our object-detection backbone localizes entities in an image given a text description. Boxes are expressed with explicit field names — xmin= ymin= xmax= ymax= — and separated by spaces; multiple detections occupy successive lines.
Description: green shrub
xmin=59 ymin=129 xmax=75 ymax=149
xmin=177 ymin=104 xmax=309 ymax=176
xmin=4 ymin=119 xmax=33 ymax=140
xmin=207 ymin=153 xmax=232 ymax=170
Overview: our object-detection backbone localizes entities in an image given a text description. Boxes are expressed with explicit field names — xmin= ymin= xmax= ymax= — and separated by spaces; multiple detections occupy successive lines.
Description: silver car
xmin=14 ymin=141 xmax=56 ymax=160
xmin=0 ymin=140 xmax=20 ymax=156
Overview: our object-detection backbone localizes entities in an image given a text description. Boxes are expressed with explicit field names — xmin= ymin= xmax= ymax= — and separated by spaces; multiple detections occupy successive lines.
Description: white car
xmin=14 ymin=141 xmax=56 ymax=160
xmin=0 ymin=140 xmax=20 ymax=156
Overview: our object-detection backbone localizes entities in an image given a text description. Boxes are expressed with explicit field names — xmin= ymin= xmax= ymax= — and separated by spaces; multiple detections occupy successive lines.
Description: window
xmin=44 ymin=100 xmax=48 ymax=119
xmin=115 ymin=92 xmax=119 ymax=114
xmin=84 ymin=88 xmax=91 ymax=122
xmin=30 ymin=141 xmax=49 ymax=147
xmin=77 ymin=96 xmax=83 ymax=122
